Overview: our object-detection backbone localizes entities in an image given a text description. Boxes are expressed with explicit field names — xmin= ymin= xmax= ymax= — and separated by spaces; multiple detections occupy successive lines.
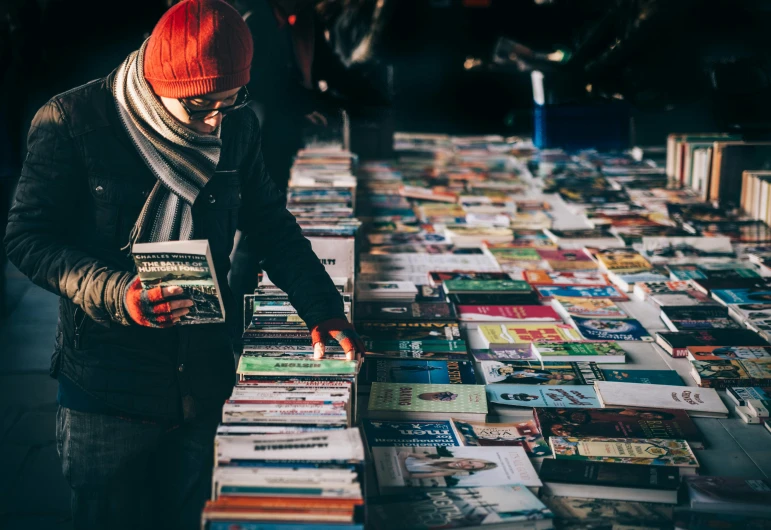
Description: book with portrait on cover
xmin=132 ymin=240 xmax=225 ymax=324
xmin=367 ymin=383 xmax=488 ymax=421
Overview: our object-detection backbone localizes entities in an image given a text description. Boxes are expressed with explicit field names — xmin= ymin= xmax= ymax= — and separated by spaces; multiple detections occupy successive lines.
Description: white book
xmin=372 ymin=445 xmax=541 ymax=492
xmin=594 ymin=381 xmax=729 ymax=418
xmin=216 ymin=429 xmax=365 ymax=466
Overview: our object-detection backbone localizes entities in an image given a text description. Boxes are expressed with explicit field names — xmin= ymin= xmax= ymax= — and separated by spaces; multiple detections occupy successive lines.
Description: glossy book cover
xmin=368 ymin=383 xmax=488 ymax=414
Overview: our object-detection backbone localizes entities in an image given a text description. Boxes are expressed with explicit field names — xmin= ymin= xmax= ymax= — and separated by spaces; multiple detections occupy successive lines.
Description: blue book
xmin=712 ymin=288 xmax=771 ymax=305
xmin=360 ymin=359 xmax=476 ymax=386
xmin=600 ymin=369 xmax=684 ymax=385
xmin=535 ymin=285 xmax=627 ymax=300
xmin=572 ymin=316 xmax=653 ymax=342
xmin=487 ymin=384 xmax=601 ymax=408
xmin=362 ymin=419 xmax=461 ymax=447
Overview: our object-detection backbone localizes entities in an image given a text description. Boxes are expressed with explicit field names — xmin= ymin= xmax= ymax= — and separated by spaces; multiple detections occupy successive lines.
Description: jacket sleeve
xmin=237 ymin=113 xmax=346 ymax=329
xmin=3 ymin=99 xmax=134 ymax=327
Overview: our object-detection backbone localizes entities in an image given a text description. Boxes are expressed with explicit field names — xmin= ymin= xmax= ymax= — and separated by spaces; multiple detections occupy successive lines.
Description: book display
xmin=202 ymin=135 xmax=771 ymax=530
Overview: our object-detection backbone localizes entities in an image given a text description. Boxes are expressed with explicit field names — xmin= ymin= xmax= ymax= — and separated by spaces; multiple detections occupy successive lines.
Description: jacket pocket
xmin=195 ymin=170 xmax=242 ymax=259
xmin=87 ymin=175 xmax=147 ymax=248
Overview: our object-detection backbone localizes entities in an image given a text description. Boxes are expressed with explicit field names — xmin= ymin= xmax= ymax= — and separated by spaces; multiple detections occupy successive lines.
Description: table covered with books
xmin=201 ymin=136 xmax=771 ymax=530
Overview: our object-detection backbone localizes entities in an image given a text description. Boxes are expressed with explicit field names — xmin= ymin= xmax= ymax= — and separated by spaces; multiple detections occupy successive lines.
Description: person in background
xmin=3 ymin=1 xmax=364 ymax=528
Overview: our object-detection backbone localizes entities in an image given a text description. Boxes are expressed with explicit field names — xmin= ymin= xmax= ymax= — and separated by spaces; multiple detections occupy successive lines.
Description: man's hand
xmin=311 ymin=318 xmax=365 ymax=362
xmin=123 ymin=277 xmax=194 ymax=328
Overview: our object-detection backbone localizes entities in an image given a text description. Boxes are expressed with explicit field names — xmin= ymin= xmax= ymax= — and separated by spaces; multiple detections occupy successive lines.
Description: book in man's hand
xmin=132 ymin=240 xmax=225 ymax=324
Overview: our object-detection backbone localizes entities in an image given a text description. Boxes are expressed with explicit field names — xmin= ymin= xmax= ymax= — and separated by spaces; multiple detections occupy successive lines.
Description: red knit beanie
xmin=144 ymin=0 xmax=253 ymax=98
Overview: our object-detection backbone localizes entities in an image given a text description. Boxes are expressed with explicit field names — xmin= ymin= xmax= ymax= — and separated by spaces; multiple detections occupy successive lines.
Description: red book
xmin=456 ymin=305 xmax=561 ymax=322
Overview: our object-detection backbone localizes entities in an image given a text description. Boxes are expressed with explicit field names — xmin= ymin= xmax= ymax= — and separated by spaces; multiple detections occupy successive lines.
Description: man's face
xmin=160 ymin=87 xmax=241 ymax=135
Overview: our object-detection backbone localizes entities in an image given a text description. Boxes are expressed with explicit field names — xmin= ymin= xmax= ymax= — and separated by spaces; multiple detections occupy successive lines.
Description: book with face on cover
xmin=368 ymin=486 xmax=554 ymax=530
xmin=132 ymin=240 xmax=225 ymax=324
xmin=487 ymin=385 xmax=601 ymax=409
xmin=451 ymin=419 xmax=551 ymax=457
xmin=593 ymin=381 xmax=729 ymax=418
xmin=479 ymin=361 xmax=604 ymax=386
xmin=690 ymin=359 xmax=771 ymax=389
xmin=477 ymin=323 xmax=582 ymax=347
xmin=548 ymin=437 xmax=699 ymax=474
xmin=372 ymin=446 xmax=542 ymax=490
xmin=686 ymin=345 xmax=771 ymax=362
xmin=367 ymin=383 xmax=488 ymax=421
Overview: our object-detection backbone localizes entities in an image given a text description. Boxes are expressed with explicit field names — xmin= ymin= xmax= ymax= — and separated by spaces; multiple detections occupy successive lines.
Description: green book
xmin=532 ymin=341 xmax=626 ymax=363
xmin=443 ymin=279 xmax=533 ymax=293
xmin=367 ymin=383 xmax=488 ymax=420
xmin=364 ymin=340 xmax=467 ymax=354
xmin=549 ymin=436 xmax=699 ymax=472
xmin=237 ymin=356 xmax=358 ymax=376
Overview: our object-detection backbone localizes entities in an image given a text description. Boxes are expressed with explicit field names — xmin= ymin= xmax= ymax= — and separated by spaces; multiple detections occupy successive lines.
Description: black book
xmin=540 ymin=459 xmax=680 ymax=504
xmin=660 ymin=305 xmax=741 ymax=332
xmin=656 ymin=329 xmax=769 ymax=358
xmin=447 ymin=293 xmax=540 ymax=306
xmin=690 ymin=277 xmax=771 ymax=295
xmin=354 ymin=302 xmax=457 ymax=322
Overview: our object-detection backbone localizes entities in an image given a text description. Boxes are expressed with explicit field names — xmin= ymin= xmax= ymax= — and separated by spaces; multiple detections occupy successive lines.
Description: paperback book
xmin=571 ymin=316 xmax=653 ymax=342
xmin=479 ymin=361 xmax=604 ymax=386
xmin=361 ymin=420 xmax=461 ymax=447
xmin=456 ymin=305 xmax=560 ymax=322
xmin=599 ymin=369 xmax=684 ymax=386
xmin=690 ymin=359 xmax=771 ymax=389
xmin=686 ymin=345 xmax=771 ymax=361
xmin=372 ymin=446 xmax=542 ymax=490
xmin=451 ymin=419 xmax=551 ymax=457
xmin=548 ymin=437 xmax=699 ymax=473
xmin=367 ymin=383 xmax=488 ymax=421
xmin=477 ymin=323 xmax=582 ymax=346
xmin=551 ymin=297 xmax=627 ymax=319
xmin=532 ymin=342 xmax=626 ymax=363
xmin=487 ymin=385 xmax=601 ymax=409
xmin=523 ymin=270 xmax=609 ymax=286
xmin=359 ymin=359 xmax=476 ymax=388
xmin=655 ymin=329 xmax=769 ymax=358
xmin=535 ymin=285 xmax=628 ymax=301
xmin=593 ymin=381 xmax=729 ymax=418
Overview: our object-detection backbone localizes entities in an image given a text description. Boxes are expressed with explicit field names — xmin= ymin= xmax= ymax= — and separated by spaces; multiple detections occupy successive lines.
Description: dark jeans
xmin=55 ymin=406 xmax=218 ymax=530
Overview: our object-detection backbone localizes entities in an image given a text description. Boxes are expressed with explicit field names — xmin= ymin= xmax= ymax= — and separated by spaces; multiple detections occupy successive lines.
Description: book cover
xmin=594 ymin=381 xmax=729 ymax=417
xmin=451 ymin=419 xmax=551 ymax=457
xmin=609 ymin=270 xmax=670 ymax=292
xmin=552 ymin=297 xmax=627 ymax=319
xmin=477 ymin=323 xmax=582 ymax=345
xmin=132 ymin=240 xmax=225 ymax=324
xmin=541 ymin=495 xmax=673 ymax=528
xmin=536 ymin=285 xmax=628 ymax=301
xmin=712 ymin=287 xmax=771 ymax=305
xmin=691 ymin=359 xmax=771 ymax=388
xmin=668 ymin=264 xmax=708 ymax=280
xmin=364 ymin=340 xmax=467 ymax=355
xmin=540 ymin=459 xmax=680 ymax=490
xmin=487 ymin=385 xmax=601 ymax=408
xmin=636 ymin=281 xmax=693 ymax=294
xmin=443 ymin=279 xmax=532 ymax=293
xmin=572 ymin=317 xmax=653 ymax=342
xmin=479 ymin=361 xmax=604 ymax=386
xmin=656 ymin=329 xmax=769 ymax=358
xmin=524 ymin=270 xmax=609 ymax=286
xmin=456 ymin=305 xmax=560 ymax=322
xmin=360 ymin=359 xmax=476 ymax=386
xmin=535 ymin=408 xmax=704 ymax=448
xmin=368 ymin=486 xmax=553 ymax=530
xmin=649 ymin=291 xmax=715 ymax=307
xmin=236 ymin=357 xmax=358 ymax=376
xmin=533 ymin=341 xmax=626 ymax=362
xmin=358 ymin=322 xmax=461 ymax=342
xmin=368 ymin=383 xmax=488 ymax=415
xmin=639 ymin=236 xmax=735 ymax=262
xmin=470 ymin=345 xmax=535 ymax=362
xmin=687 ymin=345 xmax=771 ymax=361
xmin=361 ymin=420 xmax=461 ymax=447
xmin=590 ymin=248 xmax=653 ymax=272
xmin=372 ymin=446 xmax=542 ymax=489
xmin=549 ymin=437 xmax=698 ymax=468
xmin=355 ymin=302 xmax=457 ymax=322
xmin=600 ymin=369 xmax=684 ymax=386
xmin=685 ymin=476 xmax=771 ymax=517
xmin=429 ymin=271 xmax=513 ymax=285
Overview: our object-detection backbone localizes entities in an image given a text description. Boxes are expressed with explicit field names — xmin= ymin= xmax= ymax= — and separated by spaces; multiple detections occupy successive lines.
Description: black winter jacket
xmin=4 ymin=71 xmax=345 ymax=421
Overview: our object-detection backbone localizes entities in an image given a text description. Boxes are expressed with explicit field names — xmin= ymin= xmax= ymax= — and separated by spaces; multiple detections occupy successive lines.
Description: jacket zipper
xmin=73 ymin=307 xmax=87 ymax=349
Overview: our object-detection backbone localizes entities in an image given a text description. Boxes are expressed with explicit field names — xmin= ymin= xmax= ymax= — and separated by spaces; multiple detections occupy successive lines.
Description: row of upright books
xmin=351 ymin=134 xmax=771 ymax=530
xmin=201 ymin=147 xmax=367 ymax=530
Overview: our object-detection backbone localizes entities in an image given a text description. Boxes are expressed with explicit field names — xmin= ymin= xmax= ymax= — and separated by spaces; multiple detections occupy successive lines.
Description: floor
xmin=0 ymin=263 xmax=72 ymax=530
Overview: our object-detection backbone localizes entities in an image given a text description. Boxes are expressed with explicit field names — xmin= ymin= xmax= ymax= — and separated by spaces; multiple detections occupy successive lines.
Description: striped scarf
xmin=113 ymin=39 xmax=222 ymax=246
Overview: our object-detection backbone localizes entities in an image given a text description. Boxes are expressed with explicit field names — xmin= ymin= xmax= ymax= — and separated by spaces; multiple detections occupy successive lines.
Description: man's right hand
xmin=123 ymin=277 xmax=194 ymax=328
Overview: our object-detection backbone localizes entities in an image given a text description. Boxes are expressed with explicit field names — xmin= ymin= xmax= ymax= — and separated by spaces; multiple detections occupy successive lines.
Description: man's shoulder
xmin=48 ymin=72 xmax=116 ymax=138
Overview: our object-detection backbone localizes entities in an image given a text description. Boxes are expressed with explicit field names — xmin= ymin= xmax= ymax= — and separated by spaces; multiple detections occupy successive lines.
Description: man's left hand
xmin=311 ymin=318 xmax=365 ymax=361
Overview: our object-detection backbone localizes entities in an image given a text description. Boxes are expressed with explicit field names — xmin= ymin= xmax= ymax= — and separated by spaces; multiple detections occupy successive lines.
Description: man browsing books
xmin=3 ymin=1 xmax=363 ymax=528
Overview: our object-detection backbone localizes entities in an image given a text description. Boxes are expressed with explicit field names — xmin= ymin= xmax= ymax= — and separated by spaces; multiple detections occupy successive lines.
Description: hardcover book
xmin=540 ymin=460 xmax=680 ymax=504
xmin=451 ymin=419 xmax=551 ymax=457
xmin=548 ymin=437 xmax=699 ymax=472
xmin=479 ymin=361 xmax=604 ymax=386
xmin=132 ymin=240 xmax=225 ymax=324
xmin=477 ymin=323 xmax=582 ymax=346
xmin=571 ymin=317 xmax=653 ymax=342
xmin=487 ymin=385 xmax=601 ymax=409
xmin=360 ymin=359 xmax=476 ymax=387
xmin=456 ymin=305 xmax=560 ymax=322
xmin=594 ymin=381 xmax=729 ymax=417
xmin=656 ymin=329 xmax=769 ymax=358
xmin=367 ymin=383 xmax=488 ymax=420
xmin=368 ymin=486 xmax=554 ymax=530
xmin=372 ymin=446 xmax=542 ymax=490
xmin=361 ymin=419 xmax=461 ymax=447
xmin=532 ymin=342 xmax=626 ymax=363
xmin=534 ymin=407 xmax=704 ymax=448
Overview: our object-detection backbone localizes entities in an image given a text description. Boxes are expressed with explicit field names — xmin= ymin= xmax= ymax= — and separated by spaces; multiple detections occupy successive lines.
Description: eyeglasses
xmin=178 ymin=86 xmax=250 ymax=121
